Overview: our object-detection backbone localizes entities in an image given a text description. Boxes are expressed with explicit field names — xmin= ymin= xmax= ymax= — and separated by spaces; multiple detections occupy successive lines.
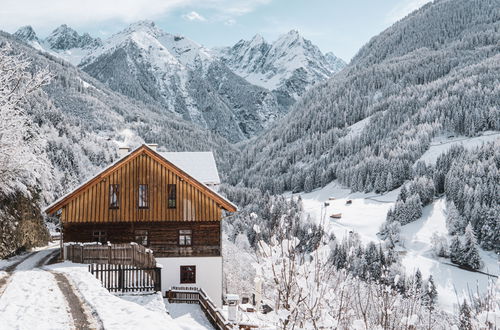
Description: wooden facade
xmin=63 ymin=221 xmax=221 ymax=257
xmin=45 ymin=145 xmax=236 ymax=258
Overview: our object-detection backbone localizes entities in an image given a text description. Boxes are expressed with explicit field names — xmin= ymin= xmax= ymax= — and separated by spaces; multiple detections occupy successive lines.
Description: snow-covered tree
xmin=446 ymin=201 xmax=465 ymax=236
xmin=422 ymin=275 xmax=438 ymax=309
xmin=430 ymin=232 xmax=449 ymax=257
xmin=459 ymin=300 xmax=472 ymax=330
xmin=459 ymin=223 xmax=482 ymax=270
xmin=0 ymin=44 xmax=51 ymax=196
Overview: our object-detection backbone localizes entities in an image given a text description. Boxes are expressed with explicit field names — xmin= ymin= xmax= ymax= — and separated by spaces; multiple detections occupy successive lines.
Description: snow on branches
xmin=0 ymin=43 xmax=51 ymax=197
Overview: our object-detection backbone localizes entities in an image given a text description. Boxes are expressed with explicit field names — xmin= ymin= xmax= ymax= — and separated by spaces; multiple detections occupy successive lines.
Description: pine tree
xmin=447 ymin=201 xmax=465 ymax=235
xmin=449 ymin=235 xmax=462 ymax=264
xmin=459 ymin=300 xmax=472 ymax=330
xmin=423 ymin=275 xmax=438 ymax=309
xmin=385 ymin=172 xmax=394 ymax=191
xmin=414 ymin=269 xmax=422 ymax=292
xmin=399 ymin=185 xmax=408 ymax=202
xmin=460 ymin=223 xmax=482 ymax=270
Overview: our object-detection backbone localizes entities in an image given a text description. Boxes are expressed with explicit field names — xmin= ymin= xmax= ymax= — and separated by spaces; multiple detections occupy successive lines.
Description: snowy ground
xmin=47 ymin=262 xmax=184 ymax=330
xmin=417 ymin=131 xmax=500 ymax=165
xmin=165 ymin=301 xmax=215 ymax=330
xmin=298 ymin=181 xmax=499 ymax=313
xmin=298 ymin=181 xmax=398 ymax=244
xmin=0 ymin=248 xmax=73 ymax=330
xmin=400 ymin=199 xmax=499 ymax=312
xmin=0 ymin=248 xmax=215 ymax=329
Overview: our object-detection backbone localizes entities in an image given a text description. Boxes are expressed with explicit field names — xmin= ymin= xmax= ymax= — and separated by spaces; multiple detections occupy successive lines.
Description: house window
xmin=92 ymin=231 xmax=107 ymax=244
xmin=168 ymin=184 xmax=176 ymax=209
xmin=135 ymin=230 xmax=148 ymax=246
xmin=180 ymin=266 xmax=196 ymax=284
xmin=138 ymin=184 xmax=148 ymax=208
xmin=178 ymin=229 xmax=192 ymax=246
xmin=109 ymin=184 xmax=119 ymax=209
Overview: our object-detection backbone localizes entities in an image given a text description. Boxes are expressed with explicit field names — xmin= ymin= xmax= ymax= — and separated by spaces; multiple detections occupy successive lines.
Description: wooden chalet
xmin=45 ymin=144 xmax=237 ymax=306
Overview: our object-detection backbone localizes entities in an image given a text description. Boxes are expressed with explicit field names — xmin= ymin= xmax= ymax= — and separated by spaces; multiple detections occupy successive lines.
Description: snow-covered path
xmin=0 ymin=249 xmax=73 ymax=330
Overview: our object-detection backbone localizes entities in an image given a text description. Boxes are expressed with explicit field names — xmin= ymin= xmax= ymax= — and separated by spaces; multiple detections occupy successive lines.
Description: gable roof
xmin=160 ymin=152 xmax=220 ymax=185
xmin=45 ymin=145 xmax=237 ymax=215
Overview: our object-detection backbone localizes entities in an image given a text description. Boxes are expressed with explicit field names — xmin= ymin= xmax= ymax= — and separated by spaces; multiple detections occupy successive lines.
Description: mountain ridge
xmin=215 ymin=30 xmax=346 ymax=104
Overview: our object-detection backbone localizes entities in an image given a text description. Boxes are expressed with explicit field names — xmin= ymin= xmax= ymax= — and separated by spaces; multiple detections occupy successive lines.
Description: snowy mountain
xmin=0 ymin=30 xmax=239 ymax=204
xmin=13 ymin=24 xmax=102 ymax=65
xmin=78 ymin=21 xmax=284 ymax=142
xmin=216 ymin=30 xmax=346 ymax=105
xmin=229 ymin=0 xmax=500 ymax=196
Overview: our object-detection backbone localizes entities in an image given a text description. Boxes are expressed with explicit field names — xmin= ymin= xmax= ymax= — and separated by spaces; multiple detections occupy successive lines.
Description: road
xmin=0 ymin=248 xmax=100 ymax=329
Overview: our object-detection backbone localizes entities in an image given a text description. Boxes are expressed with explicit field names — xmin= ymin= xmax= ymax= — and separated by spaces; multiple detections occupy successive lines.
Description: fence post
xmin=118 ymin=264 xmax=123 ymax=292
xmin=108 ymin=244 xmax=112 ymax=264
xmin=155 ymin=267 xmax=161 ymax=292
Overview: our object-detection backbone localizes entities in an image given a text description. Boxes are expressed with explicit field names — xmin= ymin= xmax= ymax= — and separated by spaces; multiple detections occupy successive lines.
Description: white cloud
xmin=218 ymin=0 xmax=271 ymax=16
xmin=0 ymin=0 xmax=271 ymax=32
xmin=182 ymin=11 xmax=206 ymax=21
xmin=386 ymin=0 xmax=432 ymax=23
xmin=0 ymin=0 xmax=192 ymax=32
xmin=224 ymin=18 xmax=237 ymax=26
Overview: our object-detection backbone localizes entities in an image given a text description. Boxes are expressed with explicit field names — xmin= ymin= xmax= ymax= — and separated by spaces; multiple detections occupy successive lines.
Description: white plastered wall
xmin=157 ymin=256 xmax=223 ymax=307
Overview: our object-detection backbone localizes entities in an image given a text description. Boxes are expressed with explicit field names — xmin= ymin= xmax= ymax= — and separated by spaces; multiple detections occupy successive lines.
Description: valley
xmin=0 ymin=0 xmax=499 ymax=328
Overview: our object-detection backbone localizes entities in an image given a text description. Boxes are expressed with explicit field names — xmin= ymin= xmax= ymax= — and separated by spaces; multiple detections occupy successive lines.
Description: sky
xmin=0 ymin=0 xmax=432 ymax=61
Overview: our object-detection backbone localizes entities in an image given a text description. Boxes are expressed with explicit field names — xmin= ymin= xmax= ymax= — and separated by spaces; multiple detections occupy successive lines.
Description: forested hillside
xmin=0 ymin=31 xmax=239 ymax=206
xmin=229 ymin=0 xmax=499 ymax=195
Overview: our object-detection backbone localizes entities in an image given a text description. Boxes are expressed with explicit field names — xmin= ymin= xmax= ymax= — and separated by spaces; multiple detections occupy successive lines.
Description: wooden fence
xmin=167 ymin=287 xmax=232 ymax=330
xmin=65 ymin=243 xmax=156 ymax=268
xmin=89 ymin=263 xmax=162 ymax=293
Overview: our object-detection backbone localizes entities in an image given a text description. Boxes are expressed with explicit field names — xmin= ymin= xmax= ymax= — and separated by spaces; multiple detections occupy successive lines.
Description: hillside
xmin=0 ymin=31 xmax=239 ymax=205
xmin=77 ymin=21 xmax=286 ymax=142
xmin=229 ymin=0 xmax=500 ymax=194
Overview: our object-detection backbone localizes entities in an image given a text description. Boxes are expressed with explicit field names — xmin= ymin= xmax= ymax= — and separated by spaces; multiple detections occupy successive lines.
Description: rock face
xmin=78 ymin=21 xmax=285 ymax=142
xmin=13 ymin=26 xmax=39 ymax=42
xmin=13 ymin=24 xmax=102 ymax=65
xmin=13 ymin=23 xmax=346 ymax=141
xmin=45 ymin=24 xmax=102 ymax=50
xmin=216 ymin=30 xmax=346 ymax=106
xmin=0 ymin=191 xmax=50 ymax=258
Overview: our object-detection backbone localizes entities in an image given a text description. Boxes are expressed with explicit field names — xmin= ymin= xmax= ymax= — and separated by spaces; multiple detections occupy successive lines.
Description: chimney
xmin=147 ymin=143 xmax=158 ymax=151
xmin=118 ymin=146 xmax=130 ymax=157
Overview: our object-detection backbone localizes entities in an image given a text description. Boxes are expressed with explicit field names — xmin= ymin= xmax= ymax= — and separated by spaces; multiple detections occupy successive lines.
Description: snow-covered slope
xmin=416 ymin=131 xmax=500 ymax=165
xmin=0 ymin=30 xmax=239 ymax=204
xmin=216 ymin=30 xmax=346 ymax=103
xmin=299 ymin=181 xmax=499 ymax=312
xmin=14 ymin=25 xmax=102 ymax=66
xmin=79 ymin=21 xmax=284 ymax=142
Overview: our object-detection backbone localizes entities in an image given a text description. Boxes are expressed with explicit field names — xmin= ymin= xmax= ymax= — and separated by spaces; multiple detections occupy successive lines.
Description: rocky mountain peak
xmin=13 ymin=26 xmax=38 ymax=42
xmin=45 ymin=24 xmax=102 ymax=50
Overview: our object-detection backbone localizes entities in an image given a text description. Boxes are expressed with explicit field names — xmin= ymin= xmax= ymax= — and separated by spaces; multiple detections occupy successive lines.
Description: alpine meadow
xmin=0 ymin=0 xmax=498 ymax=329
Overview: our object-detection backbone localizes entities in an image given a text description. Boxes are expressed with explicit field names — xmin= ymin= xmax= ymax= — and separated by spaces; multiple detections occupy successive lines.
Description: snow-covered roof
xmin=160 ymin=152 xmax=220 ymax=185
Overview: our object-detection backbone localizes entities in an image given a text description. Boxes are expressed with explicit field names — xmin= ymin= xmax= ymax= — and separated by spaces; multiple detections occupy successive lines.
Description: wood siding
xmin=63 ymin=221 xmax=221 ymax=257
xmin=60 ymin=151 xmax=223 ymax=223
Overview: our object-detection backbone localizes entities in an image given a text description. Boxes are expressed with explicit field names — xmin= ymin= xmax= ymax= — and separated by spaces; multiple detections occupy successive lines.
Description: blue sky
xmin=0 ymin=0 xmax=431 ymax=61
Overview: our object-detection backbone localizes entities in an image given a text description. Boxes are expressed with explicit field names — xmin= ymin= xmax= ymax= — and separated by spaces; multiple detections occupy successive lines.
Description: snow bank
xmin=165 ymin=301 xmax=214 ymax=330
xmin=47 ymin=262 xmax=182 ymax=330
